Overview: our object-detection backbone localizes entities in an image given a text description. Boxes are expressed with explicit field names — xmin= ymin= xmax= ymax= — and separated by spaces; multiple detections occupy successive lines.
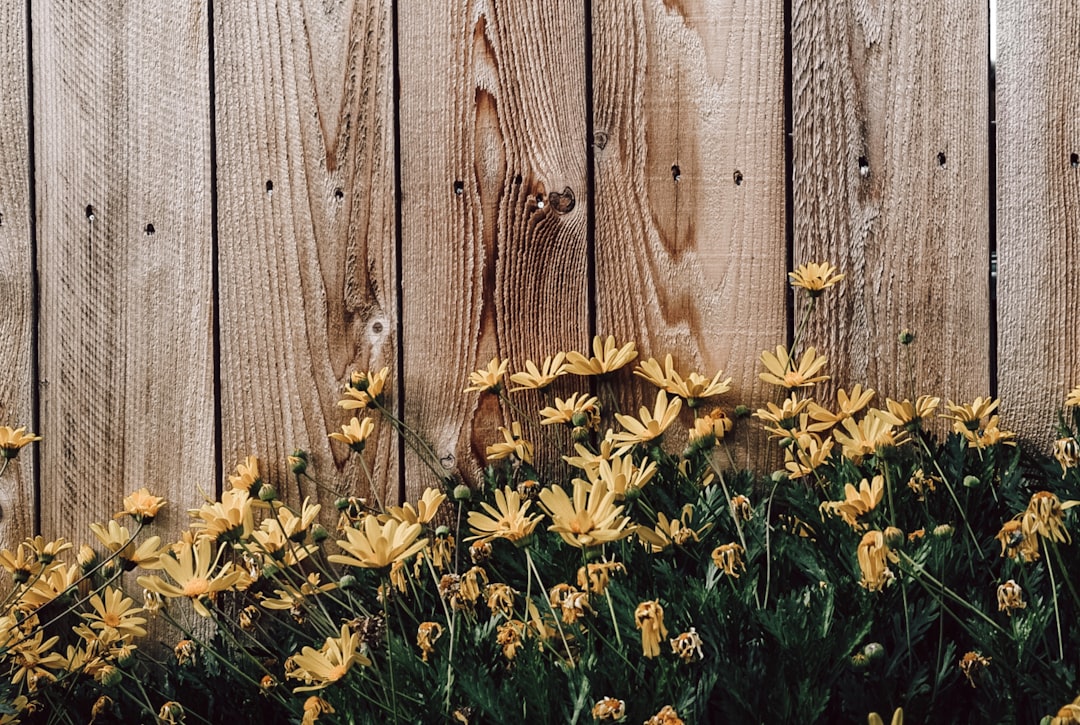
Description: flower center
xmin=183 ymin=578 xmax=211 ymax=598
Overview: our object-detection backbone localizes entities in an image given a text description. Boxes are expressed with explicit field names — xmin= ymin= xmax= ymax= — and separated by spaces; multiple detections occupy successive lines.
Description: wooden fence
xmin=0 ymin=1 xmax=1075 ymax=547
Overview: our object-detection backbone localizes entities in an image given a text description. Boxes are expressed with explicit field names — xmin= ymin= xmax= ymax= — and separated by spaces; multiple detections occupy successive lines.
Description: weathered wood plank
xmin=399 ymin=1 xmax=590 ymax=497
xmin=33 ymin=2 xmax=214 ymax=537
xmin=215 ymin=0 xmax=398 ymax=506
xmin=791 ymin=0 xmax=990 ymax=409
xmin=592 ymin=0 xmax=787 ymax=467
xmin=0 ymin=2 xmax=35 ymax=546
xmin=997 ymin=1 xmax=1080 ymax=443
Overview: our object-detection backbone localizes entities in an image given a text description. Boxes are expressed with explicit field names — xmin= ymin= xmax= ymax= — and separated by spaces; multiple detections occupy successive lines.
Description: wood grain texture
xmin=0 ymin=2 xmax=35 ymax=547
xmin=399 ymin=1 xmax=589 ymax=497
xmin=997 ymin=1 xmax=1080 ymax=443
xmin=791 ymin=0 xmax=990 ymax=407
xmin=215 ymin=0 xmax=398 ymax=507
xmin=33 ymin=1 xmax=214 ymax=538
xmin=592 ymin=0 xmax=786 ymax=466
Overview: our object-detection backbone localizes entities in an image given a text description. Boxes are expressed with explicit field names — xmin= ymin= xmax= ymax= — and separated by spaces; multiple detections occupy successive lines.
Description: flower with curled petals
xmin=463 ymin=357 xmax=508 ymax=394
xmin=564 ymin=335 xmax=637 ymax=376
xmin=509 ymin=353 xmax=567 ymax=392
xmin=286 ymin=624 xmax=369 ymax=692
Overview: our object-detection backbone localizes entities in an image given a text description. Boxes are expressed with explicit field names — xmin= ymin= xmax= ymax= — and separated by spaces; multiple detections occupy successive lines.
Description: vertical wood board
xmin=997 ymin=0 xmax=1080 ymax=444
xmin=215 ymin=0 xmax=399 ymax=508
xmin=0 ymin=2 xmax=35 ymax=547
xmin=592 ymin=0 xmax=787 ymax=468
xmin=791 ymin=0 xmax=990 ymax=410
xmin=33 ymin=1 xmax=214 ymax=539
xmin=399 ymin=1 xmax=590 ymax=497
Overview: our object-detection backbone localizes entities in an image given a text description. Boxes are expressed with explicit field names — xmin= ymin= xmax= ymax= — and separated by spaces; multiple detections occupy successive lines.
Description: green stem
xmin=762 ymin=479 xmax=781 ymax=609
xmin=916 ymin=437 xmax=982 ymax=558
xmin=708 ymin=454 xmax=760 ymax=609
xmin=1043 ymin=537 xmax=1064 ymax=660
xmin=525 ymin=548 xmax=575 ymax=663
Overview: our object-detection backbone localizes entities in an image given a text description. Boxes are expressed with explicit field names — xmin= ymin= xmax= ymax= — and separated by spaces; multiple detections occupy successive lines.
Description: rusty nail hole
xmin=672 ymin=164 xmax=681 ymax=182
xmin=265 ymin=180 xmax=274 ymax=194
xmin=1071 ymin=153 xmax=1079 ymax=168
xmin=85 ymin=205 xmax=96 ymax=221
xmin=733 ymin=170 xmax=743 ymax=186
xmin=334 ymin=188 xmax=344 ymax=200
xmin=857 ymin=156 xmax=869 ymax=176
xmin=144 ymin=223 xmax=155 ymax=235
xmin=937 ymin=152 xmax=947 ymax=167
xmin=453 ymin=180 xmax=464 ymax=195
xmin=372 ymin=321 xmax=384 ymax=334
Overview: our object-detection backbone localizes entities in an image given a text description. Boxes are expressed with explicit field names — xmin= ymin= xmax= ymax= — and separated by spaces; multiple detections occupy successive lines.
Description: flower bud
xmin=259 ymin=484 xmax=278 ymax=502
xmin=571 ymin=411 xmax=590 ymax=428
xmin=898 ymin=330 xmax=916 ymax=345
xmin=339 ymin=574 xmax=358 ymax=590
xmin=963 ymin=475 xmax=981 ymax=488
xmin=862 ymin=642 xmax=886 ymax=663
xmin=311 ymin=524 xmax=329 ymax=543
xmin=932 ymin=523 xmax=954 ymax=537
xmin=884 ymin=526 xmax=904 ymax=550
xmin=289 ymin=450 xmax=309 ymax=475
xmin=452 ymin=484 xmax=472 ymax=502
xmin=734 ymin=405 xmax=751 ymax=418
xmin=77 ymin=544 xmax=98 ymax=571
xmin=435 ymin=525 xmax=452 ymax=538
xmin=770 ymin=470 xmax=788 ymax=484
xmin=571 ymin=425 xmax=591 ymax=443
xmin=96 ymin=665 xmax=123 ymax=687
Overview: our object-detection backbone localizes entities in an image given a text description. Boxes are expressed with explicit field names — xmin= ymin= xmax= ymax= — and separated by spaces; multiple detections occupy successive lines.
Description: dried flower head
xmin=670 ymin=627 xmax=704 ymax=663
xmin=645 ymin=705 xmax=685 ymax=725
xmin=1055 ymin=438 xmax=1080 ymax=477
xmin=634 ymin=600 xmax=668 ymax=659
xmin=1023 ymin=491 xmax=1075 ymax=544
xmin=711 ymin=542 xmax=746 ymax=578
xmin=997 ymin=579 xmax=1026 ymax=615
xmin=958 ymin=651 xmax=990 ymax=687
xmin=416 ymin=621 xmax=443 ymax=662
xmin=591 ymin=697 xmax=627 ymax=721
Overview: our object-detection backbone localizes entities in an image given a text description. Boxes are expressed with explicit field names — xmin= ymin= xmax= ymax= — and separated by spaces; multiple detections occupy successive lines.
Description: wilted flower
xmin=996 ymin=518 xmax=1039 ymax=562
xmin=906 ymin=469 xmax=937 ymax=501
xmin=711 ymin=543 xmax=746 ymax=578
xmin=820 ymin=476 xmax=884 ymax=530
xmin=416 ymin=621 xmax=443 ymax=662
xmin=670 ymin=627 xmax=704 ymax=663
xmin=644 ymin=705 xmax=685 ymax=725
xmin=997 ymin=579 xmax=1026 ymax=615
xmin=759 ymin=346 xmax=829 ymax=389
xmin=496 ymin=620 xmax=527 ymax=660
xmin=484 ymin=583 xmax=516 ymax=618
xmin=549 ymin=583 xmax=592 ymax=624
xmin=730 ymin=495 xmax=753 ymax=522
xmin=867 ymin=708 xmax=904 ymax=725
xmin=1022 ymin=491 xmax=1075 ymax=544
xmin=302 ymin=696 xmax=335 ymax=725
xmin=564 ymin=335 xmax=637 ymax=376
xmin=158 ymin=702 xmax=185 ymax=724
xmin=788 ymin=262 xmax=844 ymax=297
xmin=958 ymin=651 xmax=990 ymax=687
xmin=1055 ymin=438 xmax=1080 ymax=477
xmin=1050 ymin=695 xmax=1080 ymax=725
xmin=174 ymin=639 xmax=197 ymax=666
xmin=576 ymin=561 xmax=625 ymax=595
xmin=591 ymin=697 xmax=626 ymax=721
xmin=634 ymin=600 xmax=668 ymax=658
xmin=857 ymin=530 xmax=894 ymax=592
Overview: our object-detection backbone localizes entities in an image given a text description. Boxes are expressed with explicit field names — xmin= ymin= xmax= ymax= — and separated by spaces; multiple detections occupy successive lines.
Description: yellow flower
xmin=509 ymin=354 xmax=567 ymax=392
xmin=611 ymin=390 xmax=682 ymax=452
xmin=591 ymin=697 xmax=626 ymax=721
xmin=710 ymin=542 xmax=746 ymax=578
xmin=583 ymin=454 xmax=657 ymax=499
xmin=387 ymin=487 xmax=447 ymax=525
xmin=1022 ymin=491 xmax=1077 ymax=544
xmin=137 ymin=538 xmax=243 ymax=617
xmin=496 ymin=620 xmax=527 ymax=660
xmin=549 ymin=583 xmax=592 ymax=624
xmin=463 ymin=357 xmax=508 ymax=394
xmin=1055 ymin=438 xmax=1080 ymax=477
xmin=82 ymin=586 xmax=147 ymax=640
xmin=23 ymin=535 xmax=72 ymax=565
xmin=466 ymin=487 xmax=543 ymax=544
xmin=634 ymin=354 xmax=731 ymax=405
xmin=940 ymin=396 xmax=999 ymax=427
xmin=645 ymin=705 xmax=685 ymax=725
xmin=788 ymin=262 xmax=844 ymax=296
xmin=0 ymin=544 xmax=39 ymax=582
xmin=286 ymin=624 xmax=370 ymax=692
xmin=228 ymin=456 xmax=261 ymax=492
xmin=486 ymin=422 xmax=534 ymax=465
xmin=0 ymin=426 xmax=41 ymax=459
xmin=808 ymin=385 xmax=875 ymax=426
xmin=754 ymin=393 xmax=812 ymax=431
xmin=18 ymin=562 xmax=80 ymax=612
xmin=1067 ymin=385 xmax=1080 ymax=408
xmin=689 ymin=407 xmax=734 ymax=446
xmin=115 ymin=487 xmax=167 ymax=523
xmin=576 ymin=561 xmax=625 ymax=595
xmin=820 ymin=476 xmax=884 ymax=530
xmin=485 ymin=583 xmax=517 ymax=617
xmin=784 ymin=436 xmax=834 ymax=479
xmin=340 ymin=367 xmax=390 ymax=409
xmin=867 ymin=708 xmax=904 ymax=725
xmin=758 ymin=346 xmax=829 ymax=389
xmin=564 ymin=335 xmax=637 ymax=376
xmin=639 ymin=505 xmax=711 ymax=553
xmin=996 ymin=518 xmax=1039 ymax=562
xmin=634 ymin=600 xmax=668 ymax=658
xmin=189 ymin=489 xmax=255 ymax=543
xmin=563 ymin=437 xmax=617 ymax=478
xmin=670 ymin=627 xmax=704 ymax=663
xmin=89 ymin=520 xmax=166 ymax=570
xmin=832 ymin=411 xmax=906 ymax=463
xmin=997 ymin=579 xmax=1026 ymax=615
xmin=416 ymin=621 xmax=443 ymax=662
xmin=957 ymin=415 xmax=1017 ymax=449
xmin=539 ymin=480 xmax=633 ymax=548
xmin=328 ymin=416 xmax=375 ymax=453
xmin=1051 ymin=696 xmax=1080 ymax=725
xmin=883 ymin=396 xmax=940 ymax=428
xmin=8 ymin=630 xmax=65 ymax=691
xmin=856 ymin=530 xmax=893 ymax=592
xmin=539 ymin=393 xmax=600 ymax=428
xmin=260 ymin=573 xmax=337 ymax=613
xmin=329 ymin=515 xmax=428 ymax=569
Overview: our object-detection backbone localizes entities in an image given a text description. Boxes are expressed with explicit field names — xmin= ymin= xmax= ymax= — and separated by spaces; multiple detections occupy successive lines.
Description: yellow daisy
xmin=539 ymin=393 xmax=600 ymax=428
xmin=820 ymin=476 xmax=884 ymax=530
xmin=634 ymin=354 xmax=731 ymax=405
xmin=329 ymin=515 xmax=428 ymax=569
xmin=610 ymin=390 xmax=683 ymax=452
xmin=340 ymin=367 xmax=390 ymax=410
xmin=463 ymin=357 xmax=508 ymax=394
xmin=137 ymin=538 xmax=243 ymax=617
xmin=286 ymin=624 xmax=370 ymax=692
xmin=788 ymin=261 xmax=845 ymax=296
xmin=759 ymin=346 xmax=829 ymax=389
xmin=228 ymin=456 xmax=261 ymax=492
xmin=82 ymin=586 xmax=147 ymax=640
xmin=564 ymin=335 xmax=637 ymax=376
xmin=329 ymin=416 xmax=376 ymax=453
xmin=486 ymin=422 xmax=534 ymax=465
xmin=0 ymin=426 xmax=41 ymax=460
xmin=509 ymin=353 xmax=567 ymax=392
xmin=539 ymin=480 xmax=633 ymax=548
xmin=115 ymin=488 xmax=167 ymax=523
xmin=387 ymin=487 xmax=447 ymax=525
xmin=466 ymin=487 xmax=543 ymax=544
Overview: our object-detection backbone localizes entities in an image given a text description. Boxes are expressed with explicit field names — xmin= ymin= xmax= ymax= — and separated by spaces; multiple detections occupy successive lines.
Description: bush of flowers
xmin=3 ymin=263 xmax=1080 ymax=724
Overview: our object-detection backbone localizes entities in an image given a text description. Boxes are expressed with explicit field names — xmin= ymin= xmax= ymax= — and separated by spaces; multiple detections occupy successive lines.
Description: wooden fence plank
xmin=33 ymin=2 xmax=214 ymax=538
xmin=0 ymin=2 xmax=34 ymax=547
xmin=791 ymin=0 xmax=990 ymax=408
xmin=997 ymin=2 xmax=1080 ymax=444
xmin=215 ymin=1 xmax=398 ymax=507
xmin=399 ymin=1 xmax=590 ymax=497
xmin=592 ymin=0 xmax=787 ymax=467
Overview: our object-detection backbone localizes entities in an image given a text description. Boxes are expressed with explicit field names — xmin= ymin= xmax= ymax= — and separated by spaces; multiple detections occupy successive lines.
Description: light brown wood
xmin=997 ymin=1 xmax=1080 ymax=444
xmin=215 ymin=0 xmax=399 ymax=507
xmin=0 ymin=2 xmax=35 ymax=547
xmin=791 ymin=0 xmax=990 ymax=411
xmin=398 ymin=1 xmax=590 ymax=497
xmin=33 ymin=1 xmax=214 ymax=539
xmin=592 ymin=0 xmax=787 ymax=468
